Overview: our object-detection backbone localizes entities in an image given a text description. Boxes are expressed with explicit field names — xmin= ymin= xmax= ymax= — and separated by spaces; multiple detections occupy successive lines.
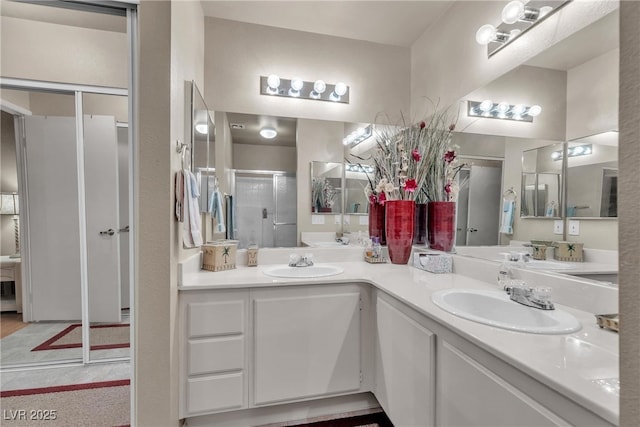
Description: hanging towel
xmin=183 ymin=169 xmax=203 ymax=247
xmin=175 ymin=170 xmax=184 ymax=222
xmin=209 ymin=188 xmax=226 ymax=234
xmin=500 ymin=199 xmax=515 ymax=235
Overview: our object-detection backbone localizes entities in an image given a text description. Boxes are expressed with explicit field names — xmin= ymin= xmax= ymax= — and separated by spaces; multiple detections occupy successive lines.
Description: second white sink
xmin=432 ymin=288 xmax=581 ymax=334
xmin=263 ymin=264 xmax=344 ymax=278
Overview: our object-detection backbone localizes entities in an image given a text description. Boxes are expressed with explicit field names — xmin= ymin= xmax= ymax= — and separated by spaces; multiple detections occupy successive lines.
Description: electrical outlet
xmin=311 ymin=215 xmax=325 ymax=225
xmin=553 ymin=220 xmax=563 ymax=235
xmin=334 ymin=215 xmax=341 ymax=225
xmin=568 ymin=220 xmax=580 ymax=236
xmin=343 ymin=215 xmax=350 ymax=225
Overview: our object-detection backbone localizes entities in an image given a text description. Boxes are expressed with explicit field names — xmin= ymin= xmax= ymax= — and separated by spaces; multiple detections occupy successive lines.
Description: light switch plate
xmin=343 ymin=215 xmax=350 ymax=225
xmin=334 ymin=215 xmax=341 ymax=225
xmin=568 ymin=220 xmax=580 ymax=235
xmin=311 ymin=215 xmax=325 ymax=225
xmin=553 ymin=220 xmax=563 ymax=234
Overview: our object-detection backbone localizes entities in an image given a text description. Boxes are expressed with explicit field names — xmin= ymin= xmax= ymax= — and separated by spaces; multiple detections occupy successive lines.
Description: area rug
xmin=0 ymin=380 xmax=130 ymax=427
xmin=31 ymin=324 xmax=129 ymax=351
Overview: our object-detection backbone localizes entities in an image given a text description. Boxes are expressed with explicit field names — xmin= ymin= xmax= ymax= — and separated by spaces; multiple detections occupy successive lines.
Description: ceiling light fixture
xmin=476 ymin=0 xmax=570 ymax=57
xmin=195 ymin=123 xmax=208 ymax=135
xmin=260 ymin=76 xmax=349 ymax=103
xmin=468 ymin=100 xmax=542 ymax=122
xmin=345 ymin=164 xmax=374 ymax=174
xmin=259 ymin=127 xmax=277 ymax=139
xmin=551 ymin=144 xmax=593 ymax=160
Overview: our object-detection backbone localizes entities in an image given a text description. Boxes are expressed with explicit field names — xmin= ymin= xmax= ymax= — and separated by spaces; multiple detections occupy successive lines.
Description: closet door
xmin=24 ymin=115 xmax=83 ymax=321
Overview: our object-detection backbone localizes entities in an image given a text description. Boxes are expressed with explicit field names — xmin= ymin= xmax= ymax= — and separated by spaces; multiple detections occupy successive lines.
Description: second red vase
xmin=427 ymin=201 xmax=456 ymax=252
xmin=368 ymin=202 xmax=386 ymax=245
xmin=385 ymin=200 xmax=415 ymax=264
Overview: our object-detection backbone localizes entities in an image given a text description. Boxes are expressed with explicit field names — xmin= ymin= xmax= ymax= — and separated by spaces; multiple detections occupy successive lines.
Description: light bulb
xmin=527 ymin=105 xmax=542 ymax=117
xmin=502 ymin=1 xmax=525 ymax=24
xmin=334 ymin=82 xmax=347 ymax=96
xmin=259 ymin=127 xmax=277 ymax=139
xmin=267 ymin=74 xmax=280 ymax=90
xmin=313 ymin=80 xmax=326 ymax=94
xmin=584 ymin=146 xmax=592 ymax=155
xmin=479 ymin=100 xmax=493 ymax=113
xmin=538 ymin=6 xmax=553 ymax=18
xmin=509 ymin=29 xmax=522 ymax=40
xmin=291 ymin=78 xmax=303 ymax=91
xmin=342 ymin=138 xmax=349 ymax=145
xmin=551 ymin=151 xmax=561 ymax=160
xmin=496 ymin=102 xmax=510 ymax=113
xmin=513 ymin=104 xmax=526 ymax=115
xmin=572 ymin=146 xmax=584 ymax=155
xmin=476 ymin=24 xmax=497 ymax=45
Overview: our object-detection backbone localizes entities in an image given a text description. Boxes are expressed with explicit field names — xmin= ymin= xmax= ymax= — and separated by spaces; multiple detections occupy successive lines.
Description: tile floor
xmin=1 ymin=313 xmax=131 ymax=392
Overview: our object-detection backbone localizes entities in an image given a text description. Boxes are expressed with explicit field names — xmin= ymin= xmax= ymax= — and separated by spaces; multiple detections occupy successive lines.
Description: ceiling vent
xmin=230 ymin=123 xmax=245 ymax=130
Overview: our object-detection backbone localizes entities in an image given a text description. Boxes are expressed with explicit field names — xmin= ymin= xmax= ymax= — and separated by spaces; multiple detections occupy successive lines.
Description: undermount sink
xmin=263 ymin=264 xmax=344 ymax=278
xmin=432 ymin=289 xmax=581 ymax=334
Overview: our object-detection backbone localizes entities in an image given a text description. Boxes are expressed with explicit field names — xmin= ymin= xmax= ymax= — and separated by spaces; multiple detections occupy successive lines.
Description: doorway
xmin=456 ymin=158 xmax=503 ymax=246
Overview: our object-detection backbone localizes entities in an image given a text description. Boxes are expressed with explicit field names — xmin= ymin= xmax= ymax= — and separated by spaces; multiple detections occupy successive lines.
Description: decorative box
xmin=413 ymin=252 xmax=452 ymax=274
xmin=247 ymin=245 xmax=259 ymax=267
xmin=553 ymin=241 xmax=584 ymax=262
xmin=202 ymin=240 xmax=238 ymax=271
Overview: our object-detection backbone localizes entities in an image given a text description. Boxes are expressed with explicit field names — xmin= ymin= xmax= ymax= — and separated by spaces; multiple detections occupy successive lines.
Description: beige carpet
xmin=0 ymin=380 xmax=130 ymax=427
xmin=32 ymin=324 xmax=129 ymax=351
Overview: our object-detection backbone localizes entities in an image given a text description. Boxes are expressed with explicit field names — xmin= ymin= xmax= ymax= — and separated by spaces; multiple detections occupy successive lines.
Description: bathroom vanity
xmin=178 ymin=248 xmax=618 ymax=427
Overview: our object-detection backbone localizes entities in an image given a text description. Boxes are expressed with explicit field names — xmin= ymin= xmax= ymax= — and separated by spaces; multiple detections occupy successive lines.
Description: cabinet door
xmin=437 ymin=340 xmax=568 ymax=427
xmin=253 ymin=285 xmax=361 ymax=406
xmin=375 ymin=293 xmax=436 ymax=427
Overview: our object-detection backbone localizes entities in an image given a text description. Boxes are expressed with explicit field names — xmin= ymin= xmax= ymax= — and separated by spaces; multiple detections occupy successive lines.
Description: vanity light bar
xmin=345 ymin=164 xmax=374 ymax=174
xmin=260 ymin=75 xmax=349 ymax=104
xmin=551 ymin=144 xmax=592 ymax=160
xmin=467 ymin=100 xmax=541 ymax=122
xmin=343 ymin=124 xmax=372 ymax=146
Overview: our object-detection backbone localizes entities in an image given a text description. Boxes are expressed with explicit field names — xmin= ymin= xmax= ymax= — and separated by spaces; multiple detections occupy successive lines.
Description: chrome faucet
xmin=504 ymin=283 xmax=555 ymax=310
xmin=289 ymin=253 xmax=314 ymax=267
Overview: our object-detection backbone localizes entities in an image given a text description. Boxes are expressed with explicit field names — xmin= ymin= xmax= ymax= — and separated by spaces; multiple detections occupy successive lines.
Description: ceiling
xmin=200 ymin=1 xmax=455 ymax=47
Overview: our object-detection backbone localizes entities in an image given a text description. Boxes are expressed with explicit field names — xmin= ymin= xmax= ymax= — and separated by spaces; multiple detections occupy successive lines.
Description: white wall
xmin=567 ymin=49 xmax=619 ymax=139
xmin=204 ymin=17 xmax=410 ymax=125
xmin=233 ymin=144 xmax=296 ymax=172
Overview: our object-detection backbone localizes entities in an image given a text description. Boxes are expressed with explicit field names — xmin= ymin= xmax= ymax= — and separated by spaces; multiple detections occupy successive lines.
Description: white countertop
xmin=179 ymin=256 xmax=619 ymax=425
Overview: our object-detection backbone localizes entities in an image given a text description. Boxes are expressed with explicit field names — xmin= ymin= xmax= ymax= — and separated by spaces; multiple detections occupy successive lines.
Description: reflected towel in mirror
xmin=500 ymin=199 xmax=515 ymax=235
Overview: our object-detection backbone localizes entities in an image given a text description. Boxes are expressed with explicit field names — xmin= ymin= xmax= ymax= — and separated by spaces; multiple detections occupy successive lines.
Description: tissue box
xmin=413 ymin=252 xmax=452 ymax=273
xmin=202 ymin=240 xmax=238 ymax=271
xmin=553 ymin=241 xmax=584 ymax=262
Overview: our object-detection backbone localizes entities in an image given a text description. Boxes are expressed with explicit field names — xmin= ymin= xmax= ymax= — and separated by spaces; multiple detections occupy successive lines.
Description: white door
xmin=24 ymin=115 xmax=120 ymax=322
xmin=466 ymin=164 xmax=502 ymax=246
xmin=84 ymin=115 xmax=121 ymax=322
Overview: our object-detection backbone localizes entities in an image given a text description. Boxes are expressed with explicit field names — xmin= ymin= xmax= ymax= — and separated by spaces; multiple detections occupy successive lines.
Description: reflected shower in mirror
xmin=190 ymin=81 xmax=215 ymax=214
xmin=566 ymin=131 xmax=618 ymax=218
xmin=521 ymin=143 xmax=563 ymax=218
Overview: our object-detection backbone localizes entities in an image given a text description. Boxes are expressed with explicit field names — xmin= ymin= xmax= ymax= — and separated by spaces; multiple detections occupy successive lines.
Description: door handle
xmin=468 ymin=228 xmax=478 ymax=233
xmin=99 ymin=228 xmax=115 ymax=236
xmin=118 ymin=225 xmax=130 ymax=233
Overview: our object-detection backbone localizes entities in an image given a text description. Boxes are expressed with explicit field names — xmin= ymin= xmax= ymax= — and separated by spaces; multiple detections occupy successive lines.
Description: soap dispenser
xmin=498 ymin=253 xmax=512 ymax=289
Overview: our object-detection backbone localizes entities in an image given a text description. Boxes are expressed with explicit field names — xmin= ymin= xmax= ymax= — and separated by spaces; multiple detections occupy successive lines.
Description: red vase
xmin=385 ymin=200 xmax=415 ymax=264
xmin=368 ymin=202 xmax=386 ymax=245
xmin=413 ymin=203 xmax=427 ymax=245
xmin=427 ymin=201 xmax=456 ymax=252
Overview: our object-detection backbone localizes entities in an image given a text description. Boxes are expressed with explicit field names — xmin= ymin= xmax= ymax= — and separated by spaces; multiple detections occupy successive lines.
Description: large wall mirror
xmin=190 ymin=81 xmax=215 ymax=214
xmin=566 ymin=131 xmax=618 ymax=218
xmin=344 ymin=163 xmax=373 ymax=215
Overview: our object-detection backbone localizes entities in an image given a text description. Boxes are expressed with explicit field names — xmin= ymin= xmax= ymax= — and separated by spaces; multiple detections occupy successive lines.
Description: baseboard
xmin=184 ymin=392 xmax=381 ymax=427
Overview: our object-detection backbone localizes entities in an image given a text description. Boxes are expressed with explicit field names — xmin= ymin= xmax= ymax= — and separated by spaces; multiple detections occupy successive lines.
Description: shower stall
xmin=230 ymin=170 xmax=297 ymax=249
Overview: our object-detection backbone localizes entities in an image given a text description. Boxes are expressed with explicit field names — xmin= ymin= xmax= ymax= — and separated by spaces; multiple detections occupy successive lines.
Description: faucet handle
xmin=533 ymin=287 xmax=552 ymax=303
xmin=289 ymin=253 xmax=300 ymax=266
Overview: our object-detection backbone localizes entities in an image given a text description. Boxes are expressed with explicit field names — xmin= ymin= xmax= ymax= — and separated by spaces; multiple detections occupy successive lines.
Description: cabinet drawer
xmin=186 ymin=372 xmax=245 ymax=414
xmin=188 ymin=336 xmax=244 ymax=375
xmin=0 ymin=266 xmax=15 ymax=282
xmin=188 ymin=300 xmax=244 ymax=337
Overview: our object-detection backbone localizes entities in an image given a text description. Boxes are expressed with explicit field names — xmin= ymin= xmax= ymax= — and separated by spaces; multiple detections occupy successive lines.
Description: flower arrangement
xmin=312 ymin=177 xmax=337 ymax=210
xmin=365 ymin=101 xmax=464 ymax=204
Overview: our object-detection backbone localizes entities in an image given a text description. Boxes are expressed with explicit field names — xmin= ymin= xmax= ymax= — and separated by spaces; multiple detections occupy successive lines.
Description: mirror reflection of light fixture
xmin=195 ymin=123 xmax=208 ymax=135
xmin=345 ymin=163 xmax=374 ymax=174
xmin=0 ymin=193 xmax=20 ymax=256
xmin=551 ymin=144 xmax=593 ymax=160
xmin=468 ymin=100 xmax=542 ymax=122
xmin=476 ymin=0 xmax=570 ymax=57
xmin=260 ymin=76 xmax=350 ymax=103
xmin=343 ymin=124 xmax=372 ymax=146
xmin=259 ymin=127 xmax=278 ymax=139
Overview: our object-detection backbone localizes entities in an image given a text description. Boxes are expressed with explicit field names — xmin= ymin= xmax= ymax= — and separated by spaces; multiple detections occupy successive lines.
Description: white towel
xmin=500 ymin=199 xmax=515 ymax=235
xmin=183 ymin=169 xmax=203 ymax=247
xmin=209 ymin=189 xmax=226 ymax=233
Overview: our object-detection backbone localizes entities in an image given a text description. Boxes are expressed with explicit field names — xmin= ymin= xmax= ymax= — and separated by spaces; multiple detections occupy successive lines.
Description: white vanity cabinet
xmin=375 ymin=291 xmax=436 ymax=427
xmin=252 ymin=284 xmax=364 ymax=406
xmin=180 ymin=290 xmax=249 ymax=418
